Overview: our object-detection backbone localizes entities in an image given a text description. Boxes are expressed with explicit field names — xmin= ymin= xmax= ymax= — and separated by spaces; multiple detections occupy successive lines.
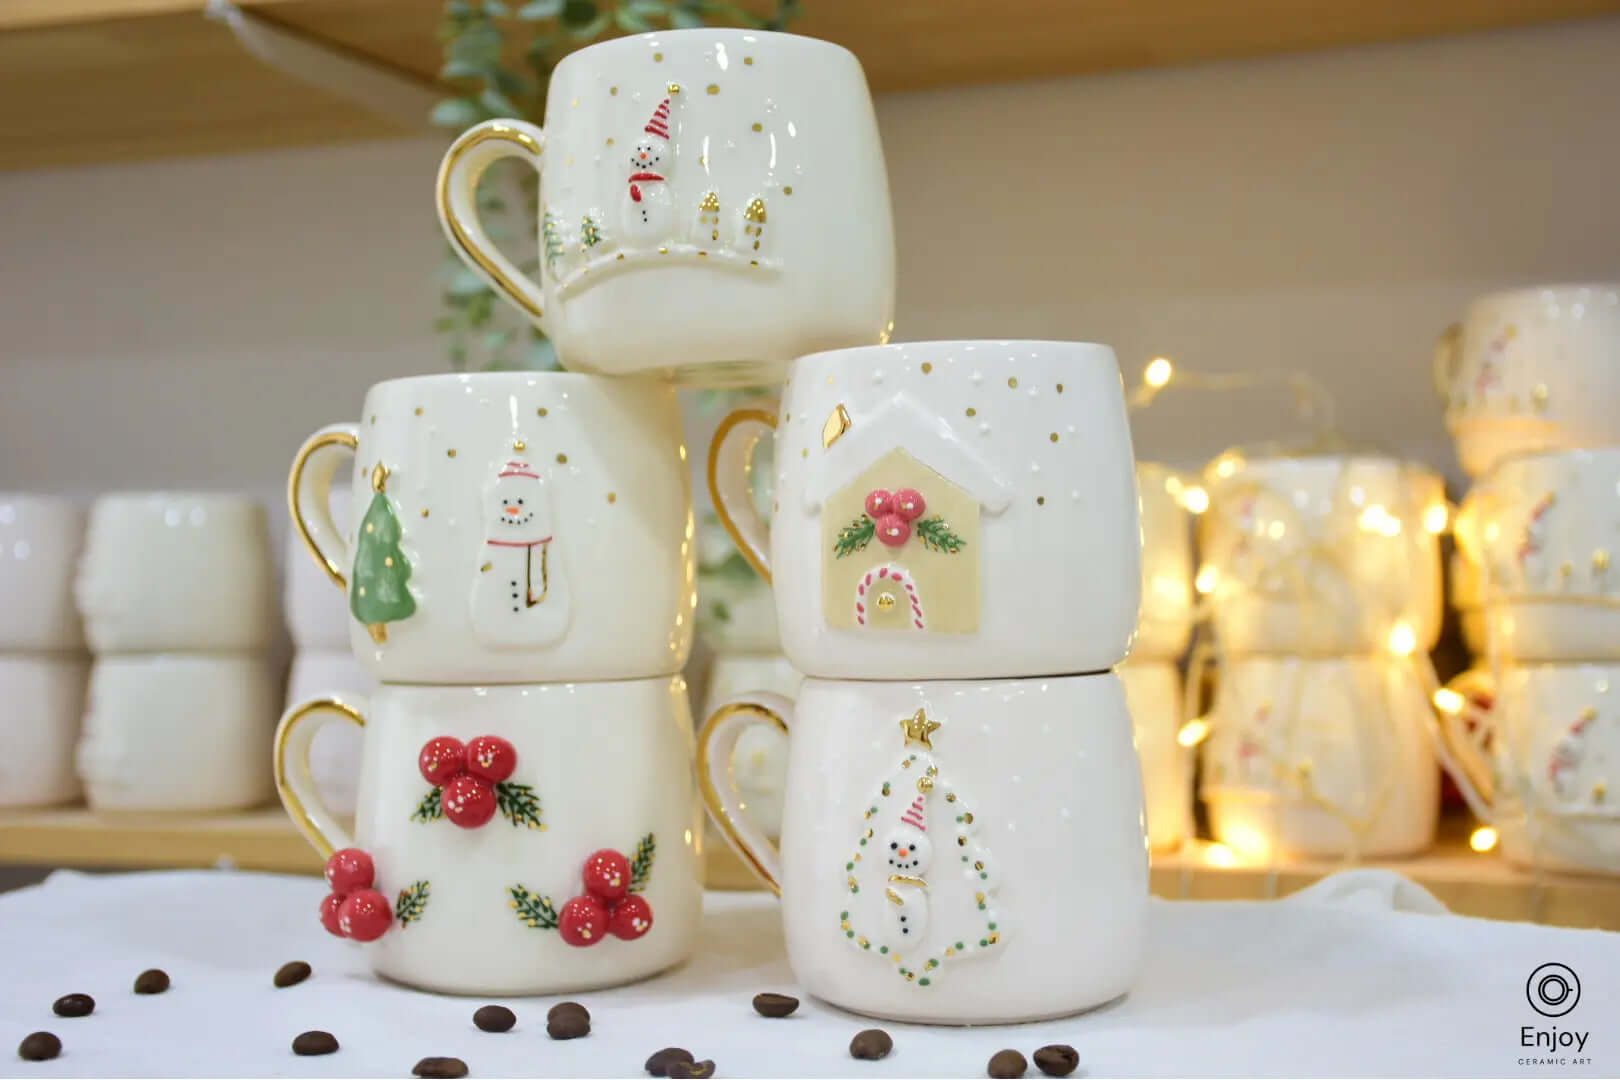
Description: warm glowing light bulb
xmin=1266 ymin=519 xmax=1285 ymax=540
xmin=1424 ymin=503 xmax=1449 ymax=534
xmin=1432 ymin=688 xmax=1465 ymax=714
xmin=1195 ymin=565 xmax=1219 ymax=594
xmin=1357 ymin=505 xmax=1402 ymax=537
xmin=1469 ymin=826 xmax=1499 ymax=853
xmin=1177 ymin=719 xmax=1210 ymax=747
xmin=1164 ymin=474 xmax=1184 ymax=496
xmin=1204 ymin=843 xmax=1238 ymax=868
xmin=1144 ymin=357 xmax=1174 ymax=388
xmin=1387 ymin=621 xmax=1417 ymax=656
xmin=1182 ymin=486 xmax=1209 ymax=514
xmin=1214 ymin=457 xmax=1238 ymax=479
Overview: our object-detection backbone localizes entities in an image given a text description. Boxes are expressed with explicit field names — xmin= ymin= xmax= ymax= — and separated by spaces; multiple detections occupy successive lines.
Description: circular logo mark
xmin=1527 ymin=963 xmax=1581 ymax=1017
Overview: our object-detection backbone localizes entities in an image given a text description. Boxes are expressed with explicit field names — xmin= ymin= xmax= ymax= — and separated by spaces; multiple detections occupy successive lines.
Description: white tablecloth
xmin=0 ymin=869 xmax=1613 ymax=1077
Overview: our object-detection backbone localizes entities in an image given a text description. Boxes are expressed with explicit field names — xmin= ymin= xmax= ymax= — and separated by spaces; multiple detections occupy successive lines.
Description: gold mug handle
xmin=436 ymin=119 xmax=550 ymax=328
xmin=697 ymin=693 xmax=793 ymax=896
xmin=706 ymin=401 xmax=780 ymax=584
xmin=274 ymin=695 xmax=368 ymax=859
xmin=1433 ymin=668 xmax=1497 ymax=820
xmin=1433 ymin=322 xmax=1464 ymax=403
xmin=288 ymin=423 xmax=359 ymax=590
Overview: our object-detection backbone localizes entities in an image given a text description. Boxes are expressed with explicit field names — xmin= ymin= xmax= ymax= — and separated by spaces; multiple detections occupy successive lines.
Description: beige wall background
xmin=2 ymin=13 xmax=1618 ymax=518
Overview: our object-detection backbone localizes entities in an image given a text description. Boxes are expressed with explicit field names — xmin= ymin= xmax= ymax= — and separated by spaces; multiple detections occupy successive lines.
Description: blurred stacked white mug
xmin=1438 ymin=283 xmax=1620 ymax=875
xmin=74 ymin=494 xmax=279 ymax=812
xmin=0 ymin=496 xmax=90 ymax=809
xmin=1196 ymin=448 xmax=1446 ymax=859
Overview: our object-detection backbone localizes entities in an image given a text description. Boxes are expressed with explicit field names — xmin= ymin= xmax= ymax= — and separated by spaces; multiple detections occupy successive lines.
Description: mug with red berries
xmin=707 ymin=341 xmax=1141 ymax=680
xmin=274 ymin=677 xmax=703 ymax=994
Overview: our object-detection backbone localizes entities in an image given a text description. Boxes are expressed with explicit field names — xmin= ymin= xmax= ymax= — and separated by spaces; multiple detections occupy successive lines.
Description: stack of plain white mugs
xmin=271 ymin=28 xmax=1149 ymax=1021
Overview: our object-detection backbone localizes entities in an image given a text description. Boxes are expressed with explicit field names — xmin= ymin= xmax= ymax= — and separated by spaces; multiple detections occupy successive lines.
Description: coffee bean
xmin=291 ymin=1031 xmax=338 ymax=1056
xmin=273 ymin=962 xmax=312 ymax=989
xmin=644 ymin=1047 xmax=696 ymax=1076
xmin=412 ymin=1056 xmax=469 ymax=1078
xmin=52 ymin=993 xmax=94 ymax=1018
xmin=473 ymin=1004 xmax=515 ymax=1033
xmin=988 ymin=1048 xmax=1028 ymax=1078
xmin=17 ymin=1032 xmax=61 ymax=1061
xmin=546 ymin=1000 xmax=589 ymax=1040
xmin=849 ymin=1028 xmax=893 ymax=1060
xmin=751 ymin=992 xmax=799 ymax=1018
xmin=1033 ymin=1044 xmax=1079 ymax=1077
xmin=133 ymin=968 xmax=170 ymax=994
xmin=667 ymin=1061 xmax=716 ymax=1079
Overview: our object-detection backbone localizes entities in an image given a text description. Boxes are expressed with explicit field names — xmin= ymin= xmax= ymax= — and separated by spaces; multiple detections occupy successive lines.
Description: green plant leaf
xmin=630 ymin=832 xmax=656 ymax=892
xmin=508 ymin=885 xmax=560 ymax=929
xmin=559 ymin=0 xmax=598 ymax=26
xmin=565 ymin=11 xmax=610 ymax=38
xmin=448 ymin=20 xmax=503 ymax=64
xmin=628 ymin=0 xmax=670 ymax=15
xmin=447 ymin=265 xmax=489 ymax=297
xmin=478 ymin=87 xmax=522 ymax=116
xmin=483 ymin=0 xmax=510 ymax=13
xmin=495 ymin=781 xmax=545 ymax=829
xmin=516 ymin=0 xmax=564 ymax=16
xmin=670 ymin=10 xmax=704 ymax=27
xmin=433 ymin=315 xmax=457 ymax=333
xmin=613 ymin=9 xmax=650 ymax=31
xmin=430 ymin=96 xmax=489 ymax=129
xmin=394 ymin=880 xmax=431 ymax=927
xmin=440 ymin=56 xmax=493 ymax=79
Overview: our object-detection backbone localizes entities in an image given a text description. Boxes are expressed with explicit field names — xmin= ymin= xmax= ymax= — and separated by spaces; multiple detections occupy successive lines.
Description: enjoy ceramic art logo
xmin=1518 ymin=962 xmax=1591 ymax=1069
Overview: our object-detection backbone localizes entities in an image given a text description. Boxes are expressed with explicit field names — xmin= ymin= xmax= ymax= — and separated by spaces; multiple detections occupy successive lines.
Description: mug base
xmin=806 ymin=988 xmax=1130 ymax=1028
xmin=371 ymin=950 xmax=694 ymax=998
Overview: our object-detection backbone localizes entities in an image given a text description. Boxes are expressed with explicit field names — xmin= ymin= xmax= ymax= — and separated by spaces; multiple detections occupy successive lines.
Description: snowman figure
xmin=882 ymin=793 xmax=932 ymax=948
xmin=621 ymin=98 xmax=675 ymax=246
xmin=470 ymin=460 xmax=570 ymax=648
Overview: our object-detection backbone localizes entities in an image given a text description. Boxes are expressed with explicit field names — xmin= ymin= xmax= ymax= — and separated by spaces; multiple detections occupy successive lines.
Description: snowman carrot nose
xmin=505 ymin=506 xmax=522 ymax=515
xmin=897 ymin=847 xmax=909 ymax=857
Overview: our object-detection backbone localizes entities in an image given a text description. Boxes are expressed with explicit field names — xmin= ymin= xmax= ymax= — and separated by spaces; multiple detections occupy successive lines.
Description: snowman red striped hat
xmin=644 ymin=98 xmax=671 ymax=140
xmin=499 ymin=460 xmax=539 ymax=479
xmin=901 ymin=793 xmax=926 ymax=831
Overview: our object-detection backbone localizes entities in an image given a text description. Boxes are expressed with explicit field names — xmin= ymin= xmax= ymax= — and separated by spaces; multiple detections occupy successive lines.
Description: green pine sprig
xmin=834 ymin=515 xmax=875 ymax=558
xmin=629 ymin=832 xmax=656 ymax=892
xmin=410 ymin=787 xmax=444 ymax=823
xmin=915 ymin=516 xmax=966 ymax=554
xmin=394 ymin=880 xmax=431 ymax=928
xmin=509 ymin=885 xmax=559 ymax=930
xmin=495 ymin=782 xmax=544 ymax=830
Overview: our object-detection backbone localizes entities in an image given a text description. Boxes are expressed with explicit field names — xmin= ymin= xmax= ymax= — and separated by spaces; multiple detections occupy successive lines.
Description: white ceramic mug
xmin=699 ymin=673 xmax=1147 ymax=1023
xmin=1436 ymin=283 xmax=1620 ymax=477
xmin=1119 ymin=660 xmax=1192 ymax=852
xmin=0 ymin=655 xmax=89 ymax=808
xmin=1201 ymin=654 xmax=1439 ymax=859
xmin=275 ymin=677 xmax=703 ymax=994
xmin=1199 ymin=453 xmax=1444 ymax=656
xmin=1456 ymin=447 xmax=1620 ymax=662
xmin=284 ymin=488 xmax=353 ymax=651
xmin=75 ymin=493 xmax=277 ymax=654
xmin=1133 ymin=463 xmax=1194 ymax=661
xmin=0 ymin=494 xmax=87 ymax=652
xmin=1438 ymin=663 xmax=1619 ymax=875
xmin=708 ymin=341 xmax=1140 ymax=680
xmin=437 ymin=29 xmax=894 ymax=386
xmin=289 ymin=372 xmax=694 ymax=684
xmin=286 ymin=649 xmax=375 ymax=817
xmin=78 ymin=654 xmax=278 ymax=812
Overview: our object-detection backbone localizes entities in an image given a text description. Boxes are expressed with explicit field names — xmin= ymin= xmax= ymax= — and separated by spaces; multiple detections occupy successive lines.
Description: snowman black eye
xmin=890 ymin=841 xmax=897 ymax=849
xmin=517 ymin=498 xmax=524 ymax=505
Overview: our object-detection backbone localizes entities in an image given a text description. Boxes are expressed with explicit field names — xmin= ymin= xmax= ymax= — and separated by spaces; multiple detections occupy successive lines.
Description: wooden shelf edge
xmin=0 ymin=805 xmax=323 ymax=874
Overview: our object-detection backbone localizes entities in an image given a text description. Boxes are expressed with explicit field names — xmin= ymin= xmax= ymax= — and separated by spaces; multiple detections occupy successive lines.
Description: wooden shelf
xmin=3 ymin=0 xmax=1618 ymax=169
xmin=0 ymin=805 xmax=323 ymax=874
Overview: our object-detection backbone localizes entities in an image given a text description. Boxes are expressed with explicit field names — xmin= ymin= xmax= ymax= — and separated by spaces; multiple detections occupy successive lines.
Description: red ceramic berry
xmin=557 ymin=895 xmax=610 ymax=947
xmin=324 ymin=848 xmax=375 ymax=895
xmin=319 ymin=892 xmax=347 ymax=938
xmin=864 ymin=488 xmax=893 ymax=518
xmin=441 ymin=774 xmax=497 ymax=829
xmin=337 ymin=889 xmax=392 ymax=942
xmin=581 ymin=849 xmax=632 ymax=902
xmin=609 ymin=894 xmax=654 ymax=940
xmin=893 ymin=488 xmax=926 ymax=521
xmin=464 ymin=735 xmax=517 ymax=784
xmin=418 ymin=736 xmax=466 ymax=787
xmin=875 ymin=513 xmax=911 ymax=547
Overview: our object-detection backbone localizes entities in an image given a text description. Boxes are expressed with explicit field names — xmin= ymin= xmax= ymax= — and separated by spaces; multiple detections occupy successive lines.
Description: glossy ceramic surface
xmin=437 ymin=29 xmax=895 ymax=386
xmin=0 ymin=494 xmax=86 ymax=652
xmin=1199 ymin=454 xmax=1444 ymax=656
xmin=1119 ymin=660 xmax=1192 ymax=851
xmin=276 ymin=677 xmax=704 ymax=994
xmin=289 ymin=372 xmax=695 ymax=685
xmin=1457 ymin=447 xmax=1620 ymax=662
xmin=709 ymin=341 xmax=1140 ymax=680
xmin=76 ymin=494 xmax=276 ymax=653
xmin=79 ymin=654 xmax=277 ymax=812
xmin=1133 ymin=463 xmax=1194 ymax=661
xmin=0 ymin=655 xmax=88 ymax=808
xmin=1203 ymin=655 xmax=1438 ymax=859
xmin=1438 ymin=283 xmax=1620 ymax=477
xmin=699 ymin=672 xmax=1147 ymax=1024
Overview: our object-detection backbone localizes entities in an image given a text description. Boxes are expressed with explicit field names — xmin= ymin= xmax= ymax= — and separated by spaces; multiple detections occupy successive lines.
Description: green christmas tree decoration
xmin=542 ymin=209 xmax=567 ymax=273
xmin=350 ymin=463 xmax=416 ymax=644
xmin=394 ymin=880 xmax=431 ymax=928
xmin=580 ymin=214 xmax=605 ymax=251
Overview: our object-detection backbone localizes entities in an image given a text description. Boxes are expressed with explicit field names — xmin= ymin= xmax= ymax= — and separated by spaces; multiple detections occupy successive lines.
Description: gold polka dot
xmin=1056 ymin=383 xmax=1064 ymax=393
xmin=966 ymin=407 xmax=976 ymax=417
xmin=606 ymin=137 xmax=615 ymax=146
xmin=607 ymin=492 xmax=617 ymax=504
xmin=420 ymin=509 xmax=429 ymax=518
xmin=565 ymin=156 xmax=574 ymax=166
xmin=369 ymin=414 xmax=376 ymax=425
xmin=1037 ymin=496 xmax=1046 ymax=505
xmin=1049 ymin=432 xmax=1059 ymax=442
xmin=801 ymin=448 xmax=808 ymax=458
xmin=653 ymin=51 xmax=663 ymax=61
xmin=513 ymin=439 xmax=527 ymax=451
xmin=751 ymin=122 xmax=762 ymax=132
xmin=744 ymin=56 xmax=754 ymax=65
xmin=783 ymin=185 xmax=793 ymax=195
xmin=570 ymin=96 xmax=578 ymax=107
xmin=357 ymin=586 xmax=366 ymax=596
xmin=537 ymin=407 xmax=548 ymax=417
xmin=707 ymin=83 xmax=719 ymax=95
xmin=447 ymin=449 xmax=457 ymax=458
xmin=384 ymin=556 xmax=394 ymax=567
xmin=414 ymin=406 xmax=423 ymax=416
xmin=610 ymin=86 xmax=619 ymax=95
xmin=365 ymin=522 xmax=374 ymax=534
xmin=1008 ymin=377 xmax=1018 ymax=388
xmin=556 ymin=452 xmax=568 ymax=464
xmin=921 ymin=362 xmax=933 ymax=374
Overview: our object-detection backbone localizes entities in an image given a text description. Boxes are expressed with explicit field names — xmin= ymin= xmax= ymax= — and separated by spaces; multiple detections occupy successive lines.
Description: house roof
xmin=802 ymin=392 xmax=1015 ymax=515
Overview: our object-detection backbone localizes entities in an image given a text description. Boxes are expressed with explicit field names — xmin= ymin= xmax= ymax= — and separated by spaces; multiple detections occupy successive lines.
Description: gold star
xmin=899 ymin=708 xmax=940 ymax=749
xmin=370 ymin=461 xmax=389 ymax=493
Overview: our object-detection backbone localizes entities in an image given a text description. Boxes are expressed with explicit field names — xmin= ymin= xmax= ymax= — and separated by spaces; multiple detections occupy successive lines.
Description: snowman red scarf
xmin=628 ymin=171 xmax=665 ymax=202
